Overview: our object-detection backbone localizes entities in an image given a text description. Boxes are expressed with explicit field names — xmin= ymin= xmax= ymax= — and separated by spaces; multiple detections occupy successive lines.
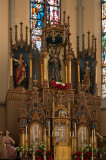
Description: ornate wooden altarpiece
xmin=6 ymin=10 xmax=101 ymax=160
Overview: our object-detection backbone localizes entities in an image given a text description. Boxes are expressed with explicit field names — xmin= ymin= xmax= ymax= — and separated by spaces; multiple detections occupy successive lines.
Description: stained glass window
xmin=30 ymin=0 xmax=61 ymax=52
xmin=102 ymin=0 xmax=106 ymax=98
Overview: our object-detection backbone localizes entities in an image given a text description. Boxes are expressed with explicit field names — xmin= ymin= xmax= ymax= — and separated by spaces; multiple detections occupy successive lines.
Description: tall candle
xmin=92 ymin=130 xmax=94 ymax=144
xmin=45 ymin=128 xmax=46 ymax=143
xmin=37 ymin=125 xmax=38 ymax=138
xmin=33 ymin=128 xmax=35 ymax=142
xmin=82 ymin=129 xmax=83 ymax=144
xmin=26 ymin=125 xmax=27 ymax=141
xmin=85 ymin=127 xmax=86 ymax=141
xmin=94 ymin=129 xmax=95 ymax=143
xmin=75 ymin=123 xmax=76 ymax=137
xmin=73 ymin=132 xmax=74 ymax=137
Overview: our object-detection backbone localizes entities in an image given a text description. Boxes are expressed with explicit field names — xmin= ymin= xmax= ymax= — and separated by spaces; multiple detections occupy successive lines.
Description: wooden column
xmin=64 ymin=60 xmax=68 ymax=83
xmin=77 ymin=59 xmax=81 ymax=93
xmin=9 ymin=52 xmax=14 ymax=89
xmin=95 ymin=61 xmax=98 ymax=95
xmin=67 ymin=54 xmax=72 ymax=88
xmin=29 ymin=53 xmax=33 ymax=90
xmin=43 ymin=52 xmax=48 ymax=87
xmin=40 ymin=57 xmax=43 ymax=86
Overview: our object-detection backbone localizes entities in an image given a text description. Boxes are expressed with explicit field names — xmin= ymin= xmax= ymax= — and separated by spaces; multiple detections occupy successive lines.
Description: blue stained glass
xmin=94 ymin=123 xmax=96 ymax=129
xmin=30 ymin=0 xmax=61 ymax=51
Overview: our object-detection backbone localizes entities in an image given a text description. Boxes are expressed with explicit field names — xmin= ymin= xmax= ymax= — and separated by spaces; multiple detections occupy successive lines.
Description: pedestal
xmin=68 ymin=83 xmax=72 ymax=89
xmin=43 ymin=81 xmax=48 ymax=88
xmin=9 ymin=76 xmax=14 ymax=89
xmin=29 ymin=78 xmax=33 ymax=91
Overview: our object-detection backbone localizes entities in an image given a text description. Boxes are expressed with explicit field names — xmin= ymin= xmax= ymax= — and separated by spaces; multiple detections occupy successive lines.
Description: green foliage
xmin=36 ymin=142 xmax=45 ymax=154
xmin=16 ymin=145 xmax=25 ymax=152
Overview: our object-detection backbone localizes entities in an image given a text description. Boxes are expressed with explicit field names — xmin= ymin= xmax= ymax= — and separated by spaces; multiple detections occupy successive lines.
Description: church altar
xmin=6 ymin=7 xmax=101 ymax=160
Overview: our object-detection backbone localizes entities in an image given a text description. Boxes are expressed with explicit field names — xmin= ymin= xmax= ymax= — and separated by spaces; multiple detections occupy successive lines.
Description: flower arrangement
xmin=51 ymin=81 xmax=68 ymax=90
xmin=16 ymin=145 xmax=25 ymax=152
xmin=73 ymin=151 xmax=82 ymax=160
xmin=35 ymin=142 xmax=45 ymax=160
xmin=46 ymin=150 xmax=53 ymax=160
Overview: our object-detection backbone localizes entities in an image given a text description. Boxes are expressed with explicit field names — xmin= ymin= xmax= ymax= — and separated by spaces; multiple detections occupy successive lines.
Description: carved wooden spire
xmin=15 ymin=25 xmax=18 ymax=50
xmin=10 ymin=27 xmax=12 ymax=51
xmin=25 ymin=26 xmax=28 ymax=51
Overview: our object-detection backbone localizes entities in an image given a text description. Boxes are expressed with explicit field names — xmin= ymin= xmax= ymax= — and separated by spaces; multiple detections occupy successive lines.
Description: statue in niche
xmin=13 ymin=53 xmax=27 ymax=88
xmin=82 ymin=61 xmax=91 ymax=92
xmin=48 ymin=47 xmax=61 ymax=82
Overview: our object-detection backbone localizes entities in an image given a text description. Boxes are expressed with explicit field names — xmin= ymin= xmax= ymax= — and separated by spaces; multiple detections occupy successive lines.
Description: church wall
xmin=0 ymin=0 xmax=9 ymax=103
xmin=83 ymin=0 xmax=101 ymax=96
xmin=0 ymin=0 xmax=9 ymax=132
xmin=0 ymin=104 xmax=6 ymax=132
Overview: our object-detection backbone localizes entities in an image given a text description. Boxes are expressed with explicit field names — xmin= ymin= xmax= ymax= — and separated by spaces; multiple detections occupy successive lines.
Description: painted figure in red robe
xmin=0 ymin=130 xmax=17 ymax=159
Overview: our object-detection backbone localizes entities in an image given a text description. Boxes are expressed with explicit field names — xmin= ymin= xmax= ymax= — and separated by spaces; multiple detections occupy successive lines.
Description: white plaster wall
xmin=0 ymin=0 xmax=9 ymax=103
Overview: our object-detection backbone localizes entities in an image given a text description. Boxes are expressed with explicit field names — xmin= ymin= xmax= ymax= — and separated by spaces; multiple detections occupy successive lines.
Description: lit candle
xmin=70 ymin=131 xmax=71 ymax=138
xmin=45 ymin=128 xmax=46 ymax=143
xmin=82 ymin=130 xmax=83 ymax=144
xmin=92 ymin=130 xmax=94 ymax=144
xmin=37 ymin=125 xmax=38 ymax=138
xmin=75 ymin=123 xmax=76 ymax=137
xmin=94 ymin=129 xmax=95 ymax=143
xmin=26 ymin=125 xmax=27 ymax=141
xmin=73 ymin=132 xmax=74 ymax=137
xmin=33 ymin=128 xmax=35 ymax=142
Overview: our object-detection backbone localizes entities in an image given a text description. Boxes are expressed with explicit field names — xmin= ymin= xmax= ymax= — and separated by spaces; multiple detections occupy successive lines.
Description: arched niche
xmin=30 ymin=122 xmax=42 ymax=145
xmin=77 ymin=124 xmax=89 ymax=150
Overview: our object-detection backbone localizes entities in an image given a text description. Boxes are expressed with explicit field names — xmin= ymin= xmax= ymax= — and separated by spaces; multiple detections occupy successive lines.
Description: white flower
xmin=61 ymin=83 xmax=65 ymax=86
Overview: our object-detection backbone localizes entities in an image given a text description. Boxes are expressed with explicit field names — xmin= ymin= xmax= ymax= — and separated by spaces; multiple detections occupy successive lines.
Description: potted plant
xmin=46 ymin=150 xmax=53 ymax=160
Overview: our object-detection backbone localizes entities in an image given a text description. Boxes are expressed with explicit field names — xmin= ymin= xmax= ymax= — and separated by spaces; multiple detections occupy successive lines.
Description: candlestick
xmin=75 ymin=123 xmax=76 ymax=137
xmin=94 ymin=129 xmax=95 ymax=144
xmin=26 ymin=125 xmax=27 ymax=141
xmin=33 ymin=128 xmax=35 ymax=143
xmin=45 ymin=128 xmax=46 ymax=143
xmin=92 ymin=130 xmax=93 ymax=144
xmin=37 ymin=125 xmax=38 ymax=138
xmin=85 ymin=127 xmax=86 ymax=141
xmin=81 ymin=146 xmax=84 ymax=160
xmin=82 ymin=129 xmax=83 ymax=144
xmin=73 ymin=132 xmax=74 ymax=137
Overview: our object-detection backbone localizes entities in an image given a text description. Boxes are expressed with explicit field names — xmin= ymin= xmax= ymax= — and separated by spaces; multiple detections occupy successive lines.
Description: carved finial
xmin=63 ymin=10 xmax=66 ymax=27
xmin=30 ymin=28 xmax=32 ymax=51
xmin=94 ymin=37 xmax=97 ymax=59
xmin=20 ymin=22 xmax=23 ymax=48
xmin=77 ymin=36 xmax=79 ymax=57
xmin=10 ymin=28 xmax=12 ymax=51
xmin=87 ymin=31 xmax=90 ymax=55
xmin=15 ymin=25 xmax=18 ymax=50
xmin=82 ymin=34 xmax=85 ymax=52
xmin=25 ymin=26 xmax=28 ymax=51
xmin=67 ymin=15 xmax=70 ymax=32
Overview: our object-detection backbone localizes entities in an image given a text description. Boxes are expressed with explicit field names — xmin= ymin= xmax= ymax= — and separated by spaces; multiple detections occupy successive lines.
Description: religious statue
xmin=0 ymin=130 xmax=17 ymax=159
xmin=13 ymin=53 xmax=27 ymax=88
xmin=48 ymin=48 xmax=61 ymax=82
xmin=82 ymin=61 xmax=91 ymax=92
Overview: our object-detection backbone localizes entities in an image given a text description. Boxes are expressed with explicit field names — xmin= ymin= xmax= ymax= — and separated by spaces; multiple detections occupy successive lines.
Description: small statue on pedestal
xmin=48 ymin=47 xmax=61 ymax=82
